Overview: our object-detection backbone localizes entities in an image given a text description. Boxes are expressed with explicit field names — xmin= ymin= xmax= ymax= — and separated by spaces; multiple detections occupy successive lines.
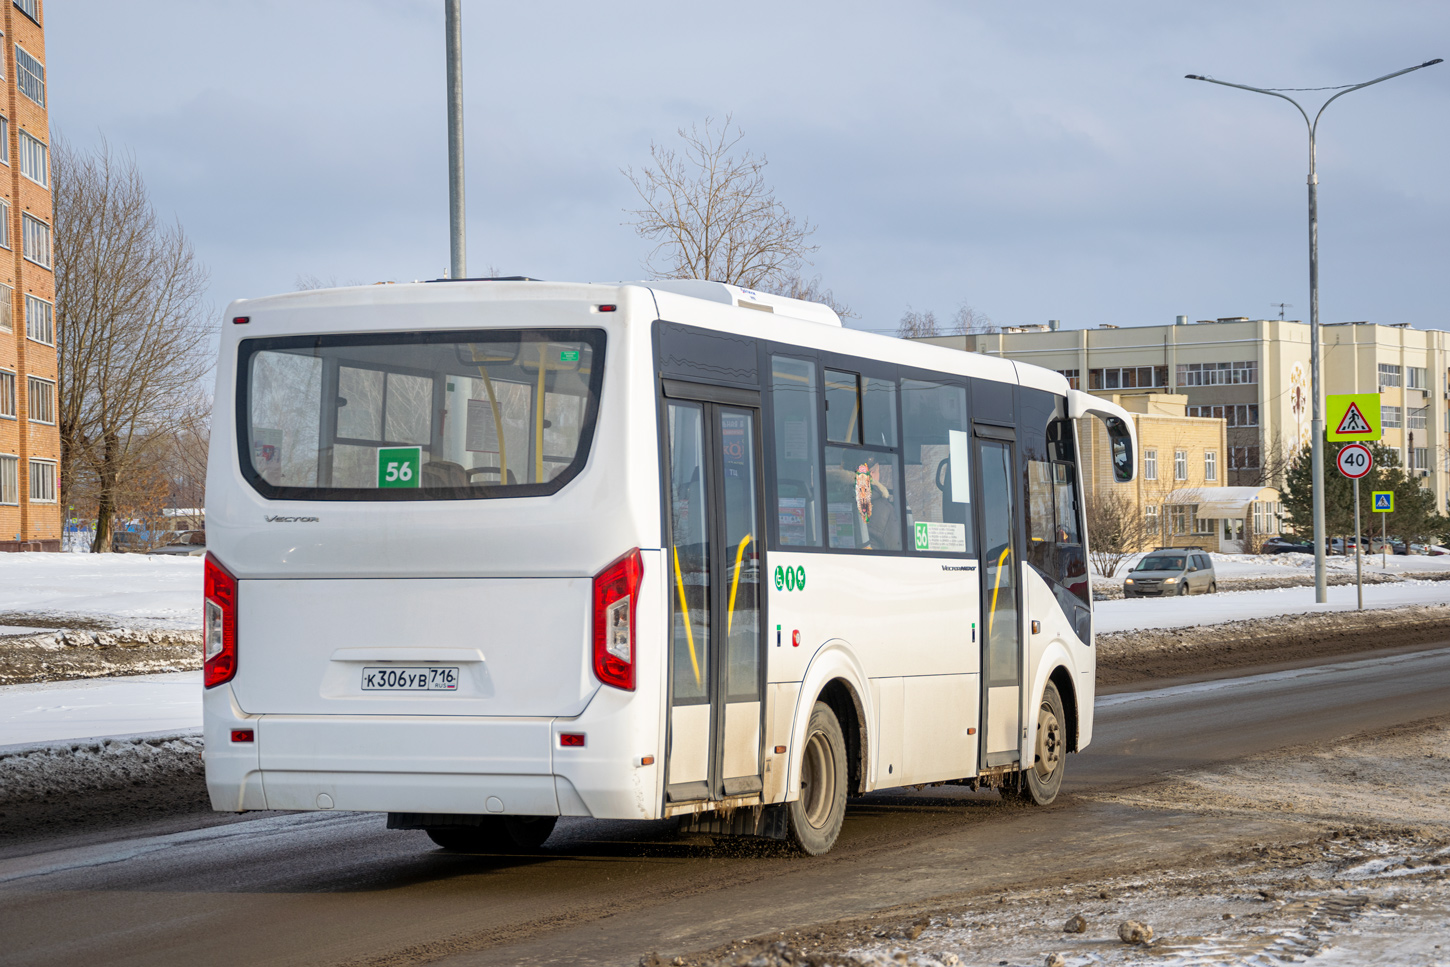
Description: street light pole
xmin=1186 ymin=59 xmax=1442 ymax=604
xmin=445 ymin=0 xmax=467 ymax=280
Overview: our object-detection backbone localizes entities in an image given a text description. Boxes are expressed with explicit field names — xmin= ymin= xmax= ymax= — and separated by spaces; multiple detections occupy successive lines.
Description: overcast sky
xmin=48 ymin=1 xmax=1450 ymax=334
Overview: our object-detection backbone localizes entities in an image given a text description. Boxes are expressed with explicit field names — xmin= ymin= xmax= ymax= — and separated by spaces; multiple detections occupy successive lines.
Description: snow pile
xmin=0 ymin=553 xmax=201 ymax=631
xmin=0 ymin=671 xmax=203 ymax=745
xmin=0 ymin=730 xmax=202 ymax=806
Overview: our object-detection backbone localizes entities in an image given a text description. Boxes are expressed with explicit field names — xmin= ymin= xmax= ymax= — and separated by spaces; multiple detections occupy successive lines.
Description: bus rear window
xmin=239 ymin=329 xmax=605 ymax=500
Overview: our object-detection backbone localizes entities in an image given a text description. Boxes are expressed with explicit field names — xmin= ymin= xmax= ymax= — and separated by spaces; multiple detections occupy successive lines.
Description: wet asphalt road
xmin=2 ymin=644 xmax=1448 ymax=967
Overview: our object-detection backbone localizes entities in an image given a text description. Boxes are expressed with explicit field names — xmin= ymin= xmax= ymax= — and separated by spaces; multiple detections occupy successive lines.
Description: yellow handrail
xmin=475 ymin=365 xmax=508 ymax=482
xmin=726 ymin=534 xmax=752 ymax=636
xmin=988 ymin=545 xmax=1012 ymax=637
xmin=672 ymin=547 xmax=703 ymax=686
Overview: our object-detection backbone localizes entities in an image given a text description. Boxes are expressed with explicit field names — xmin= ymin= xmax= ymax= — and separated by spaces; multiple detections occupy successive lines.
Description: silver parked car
xmin=1123 ymin=548 xmax=1216 ymax=597
xmin=146 ymin=529 xmax=207 ymax=556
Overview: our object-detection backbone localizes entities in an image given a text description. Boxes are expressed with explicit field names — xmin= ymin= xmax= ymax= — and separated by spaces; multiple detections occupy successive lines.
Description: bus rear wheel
xmin=787 ymin=701 xmax=848 ymax=855
xmin=1013 ymin=681 xmax=1066 ymax=806
xmin=425 ymin=815 xmax=557 ymax=853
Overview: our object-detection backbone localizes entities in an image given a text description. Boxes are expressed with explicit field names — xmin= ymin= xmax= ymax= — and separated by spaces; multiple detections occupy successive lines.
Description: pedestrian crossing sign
xmin=1372 ymin=491 xmax=1394 ymax=513
xmin=1326 ymin=393 xmax=1382 ymax=441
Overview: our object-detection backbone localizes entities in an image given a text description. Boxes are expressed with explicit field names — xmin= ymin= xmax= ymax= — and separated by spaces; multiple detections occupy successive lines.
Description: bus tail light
xmin=204 ymin=553 xmax=239 ymax=689
xmin=593 ymin=549 xmax=642 ymax=691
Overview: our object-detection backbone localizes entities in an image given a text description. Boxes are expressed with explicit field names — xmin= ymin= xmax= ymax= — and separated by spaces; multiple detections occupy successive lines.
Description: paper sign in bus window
xmin=466 ymin=399 xmax=501 ymax=453
xmin=915 ymin=521 xmax=967 ymax=553
xmin=948 ymin=429 xmax=971 ymax=503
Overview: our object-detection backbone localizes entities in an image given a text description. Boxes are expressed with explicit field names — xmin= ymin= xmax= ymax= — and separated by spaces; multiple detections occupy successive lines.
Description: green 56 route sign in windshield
xmin=378 ymin=446 xmax=422 ymax=488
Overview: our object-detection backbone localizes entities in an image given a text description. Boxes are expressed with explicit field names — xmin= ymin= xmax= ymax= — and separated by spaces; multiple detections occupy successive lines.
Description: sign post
xmin=1325 ymin=394 xmax=1382 ymax=608
xmin=1372 ymin=490 xmax=1394 ymax=567
xmin=1337 ymin=443 xmax=1373 ymax=611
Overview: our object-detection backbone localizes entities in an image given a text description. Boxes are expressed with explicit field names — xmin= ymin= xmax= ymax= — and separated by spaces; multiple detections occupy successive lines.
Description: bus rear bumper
xmin=202 ymin=686 xmax=660 ymax=821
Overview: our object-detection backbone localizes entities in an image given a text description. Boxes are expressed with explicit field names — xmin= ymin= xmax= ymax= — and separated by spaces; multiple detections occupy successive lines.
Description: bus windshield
xmin=240 ymin=328 xmax=604 ymax=500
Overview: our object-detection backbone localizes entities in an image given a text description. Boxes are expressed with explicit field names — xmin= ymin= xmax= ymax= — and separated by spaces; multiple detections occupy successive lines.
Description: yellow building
xmin=919 ymin=316 xmax=1450 ymax=514
xmin=1079 ymin=393 xmax=1280 ymax=553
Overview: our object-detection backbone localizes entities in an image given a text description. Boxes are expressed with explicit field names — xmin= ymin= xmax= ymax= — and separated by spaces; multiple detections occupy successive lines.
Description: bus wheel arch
xmin=1048 ymin=664 xmax=1079 ymax=753
xmin=817 ymin=677 xmax=866 ymax=797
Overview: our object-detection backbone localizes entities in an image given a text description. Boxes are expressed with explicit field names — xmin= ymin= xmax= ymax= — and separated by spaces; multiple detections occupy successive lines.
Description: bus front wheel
xmin=1013 ymin=681 xmax=1066 ymax=806
xmin=787 ymin=701 xmax=848 ymax=855
xmin=425 ymin=815 xmax=557 ymax=853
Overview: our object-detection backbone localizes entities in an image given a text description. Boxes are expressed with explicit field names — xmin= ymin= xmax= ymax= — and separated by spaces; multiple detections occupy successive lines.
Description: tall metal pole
xmin=445 ymin=0 xmax=467 ymax=280
xmin=1353 ymin=476 xmax=1362 ymax=610
xmin=1185 ymin=58 xmax=1442 ymax=604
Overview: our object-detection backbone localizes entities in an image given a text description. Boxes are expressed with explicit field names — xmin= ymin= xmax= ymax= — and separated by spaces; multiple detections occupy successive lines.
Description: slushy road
xmin=3 ymin=645 xmax=1448 ymax=967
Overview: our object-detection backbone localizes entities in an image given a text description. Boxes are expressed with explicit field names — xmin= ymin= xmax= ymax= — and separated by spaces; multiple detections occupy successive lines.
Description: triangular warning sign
xmin=1336 ymin=402 xmax=1372 ymax=435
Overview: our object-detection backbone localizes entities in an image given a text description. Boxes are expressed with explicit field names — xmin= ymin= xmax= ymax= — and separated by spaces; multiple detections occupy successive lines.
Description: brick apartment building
xmin=0 ymin=0 xmax=57 ymax=551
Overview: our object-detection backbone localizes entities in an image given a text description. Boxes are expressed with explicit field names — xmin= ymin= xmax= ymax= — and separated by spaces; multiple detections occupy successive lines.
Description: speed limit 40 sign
xmin=1337 ymin=443 xmax=1373 ymax=479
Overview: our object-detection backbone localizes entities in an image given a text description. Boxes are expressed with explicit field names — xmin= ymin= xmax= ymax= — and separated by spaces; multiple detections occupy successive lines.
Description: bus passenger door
xmin=975 ymin=435 xmax=1023 ymax=767
xmin=663 ymin=398 xmax=766 ymax=805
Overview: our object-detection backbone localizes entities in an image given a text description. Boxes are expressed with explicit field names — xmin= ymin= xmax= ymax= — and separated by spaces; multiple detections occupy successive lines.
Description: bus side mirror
xmin=1106 ymin=417 xmax=1134 ymax=483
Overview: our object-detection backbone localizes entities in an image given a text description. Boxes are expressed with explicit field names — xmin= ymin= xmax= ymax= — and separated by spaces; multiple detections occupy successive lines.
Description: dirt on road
xmin=673 ymin=717 xmax=1450 ymax=967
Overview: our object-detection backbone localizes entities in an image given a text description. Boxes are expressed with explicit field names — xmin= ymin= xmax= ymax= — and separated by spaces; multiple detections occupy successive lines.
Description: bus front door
xmin=663 ymin=399 xmax=766 ymax=805
xmin=975 ymin=436 xmax=1023 ymax=768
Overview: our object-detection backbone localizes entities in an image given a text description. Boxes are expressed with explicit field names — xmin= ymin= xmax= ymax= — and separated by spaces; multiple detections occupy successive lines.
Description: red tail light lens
xmin=204 ymin=553 xmax=239 ymax=688
xmin=592 ymin=549 xmax=642 ymax=691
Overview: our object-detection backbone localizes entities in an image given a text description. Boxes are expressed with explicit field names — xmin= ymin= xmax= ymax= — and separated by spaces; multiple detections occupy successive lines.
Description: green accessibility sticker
xmin=774 ymin=564 xmax=807 ymax=592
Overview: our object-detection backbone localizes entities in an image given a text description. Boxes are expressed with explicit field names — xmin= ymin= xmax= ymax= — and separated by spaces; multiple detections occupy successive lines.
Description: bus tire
xmin=1014 ymin=681 xmax=1066 ymax=806
xmin=425 ymin=815 xmax=557 ymax=853
xmin=787 ymin=701 xmax=848 ymax=856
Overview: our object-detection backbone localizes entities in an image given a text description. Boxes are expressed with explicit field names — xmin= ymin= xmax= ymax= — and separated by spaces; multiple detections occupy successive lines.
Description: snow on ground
xmin=1095 ymin=579 xmax=1450 ymax=634
xmin=0 ymin=671 xmax=201 ymax=747
xmin=0 ymin=553 xmax=201 ymax=630
xmin=1099 ymin=550 xmax=1450 ymax=584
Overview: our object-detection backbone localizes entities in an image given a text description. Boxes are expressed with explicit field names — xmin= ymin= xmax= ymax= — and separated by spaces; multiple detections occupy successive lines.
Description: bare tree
xmin=897 ymin=307 xmax=940 ymax=338
xmin=897 ymin=301 xmax=993 ymax=338
xmin=624 ymin=116 xmax=817 ymax=290
xmin=54 ymin=137 xmax=212 ymax=552
xmin=1085 ymin=487 xmax=1149 ymax=578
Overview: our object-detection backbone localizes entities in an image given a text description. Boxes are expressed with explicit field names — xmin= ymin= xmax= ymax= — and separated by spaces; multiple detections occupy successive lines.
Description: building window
xmin=24 ymin=294 xmax=52 ymax=345
xmin=1057 ymin=369 xmax=1080 ymax=389
xmin=1145 ymin=504 xmax=1159 ymax=535
xmin=0 ymin=199 xmax=10 ymax=249
xmin=1174 ymin=449 xmax=1187 ymax=481
xmin=1378 ymin=363 xmax=1402 ymax=390
xmin=1176 ymin=361 xmax=1257 ymax=386
xmin=14 ymin=0 xmax=40 ymax=25
xmin=1192 ymin=507 xmax=1213 ymax=536
xmin=1205 ymin=450 xmax=1217 ymax=482
xmin=1230 ymin=446 xmax=1261 ymax=470
xmin=1087 ymin=366 xmax=1167 ymax=391
xmin=0 ymin=370 xmax=14 ymax=418
xmin=0 ymin=284 xmax=11 ymax=331
xmin=28 ymin=458 xmax=55 ymax=503
xmin=26 ymin=375 xmax=54 ymax=424
xmin=17 ymin=130 xmax=46 ymax=187
xmin=21 ymin=213 xmax=50 ymax=268
xmin=1382 ymin=405 xmax=1402 ymax=429
xmin=1252 ymin=500 xmax=1281 ymax=535
xmin=1414 ymin=447 xmax=1430 ymax=472
xmin=1409 ymin=366 xmax=1428 ymax=390
xmin=14 ymin=44 xmax=43 ymax=108
xmin=1187 ymin=404 xmax=1259 ymax=427
xmin=0 ymin=116 xmax=9 ymax=165
xmin=1144 ymin=448 xmax=1158 ymax=481
xmin=0 ymin=454 xmax=16 ymax=505
xmin=1171 ymin=506 xmax=1190 ymax=535
xmin=1409 ymin=406 xmax=1428 ymax=430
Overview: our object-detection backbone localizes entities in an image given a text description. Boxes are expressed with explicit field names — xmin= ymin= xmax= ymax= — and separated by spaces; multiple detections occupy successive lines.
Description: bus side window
xmin=771 ymin=356 xmax=822 ymax=547
xmin=1049 ymin=417 xmax=1089 ymax=604
xmin=900 ymin=379 xmax=973 ymax=555
xmin=1024 ymin=458 xmax=1055 ymax=575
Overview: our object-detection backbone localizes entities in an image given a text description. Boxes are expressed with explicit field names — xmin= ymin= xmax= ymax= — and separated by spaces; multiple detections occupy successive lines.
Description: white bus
xmin=203 ymin=279 xmax=1136 ymax=855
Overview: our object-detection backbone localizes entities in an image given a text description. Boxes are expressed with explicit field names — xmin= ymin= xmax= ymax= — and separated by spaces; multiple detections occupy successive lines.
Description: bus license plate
xmin=361 ymin=666 xmax=459 ymax=691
